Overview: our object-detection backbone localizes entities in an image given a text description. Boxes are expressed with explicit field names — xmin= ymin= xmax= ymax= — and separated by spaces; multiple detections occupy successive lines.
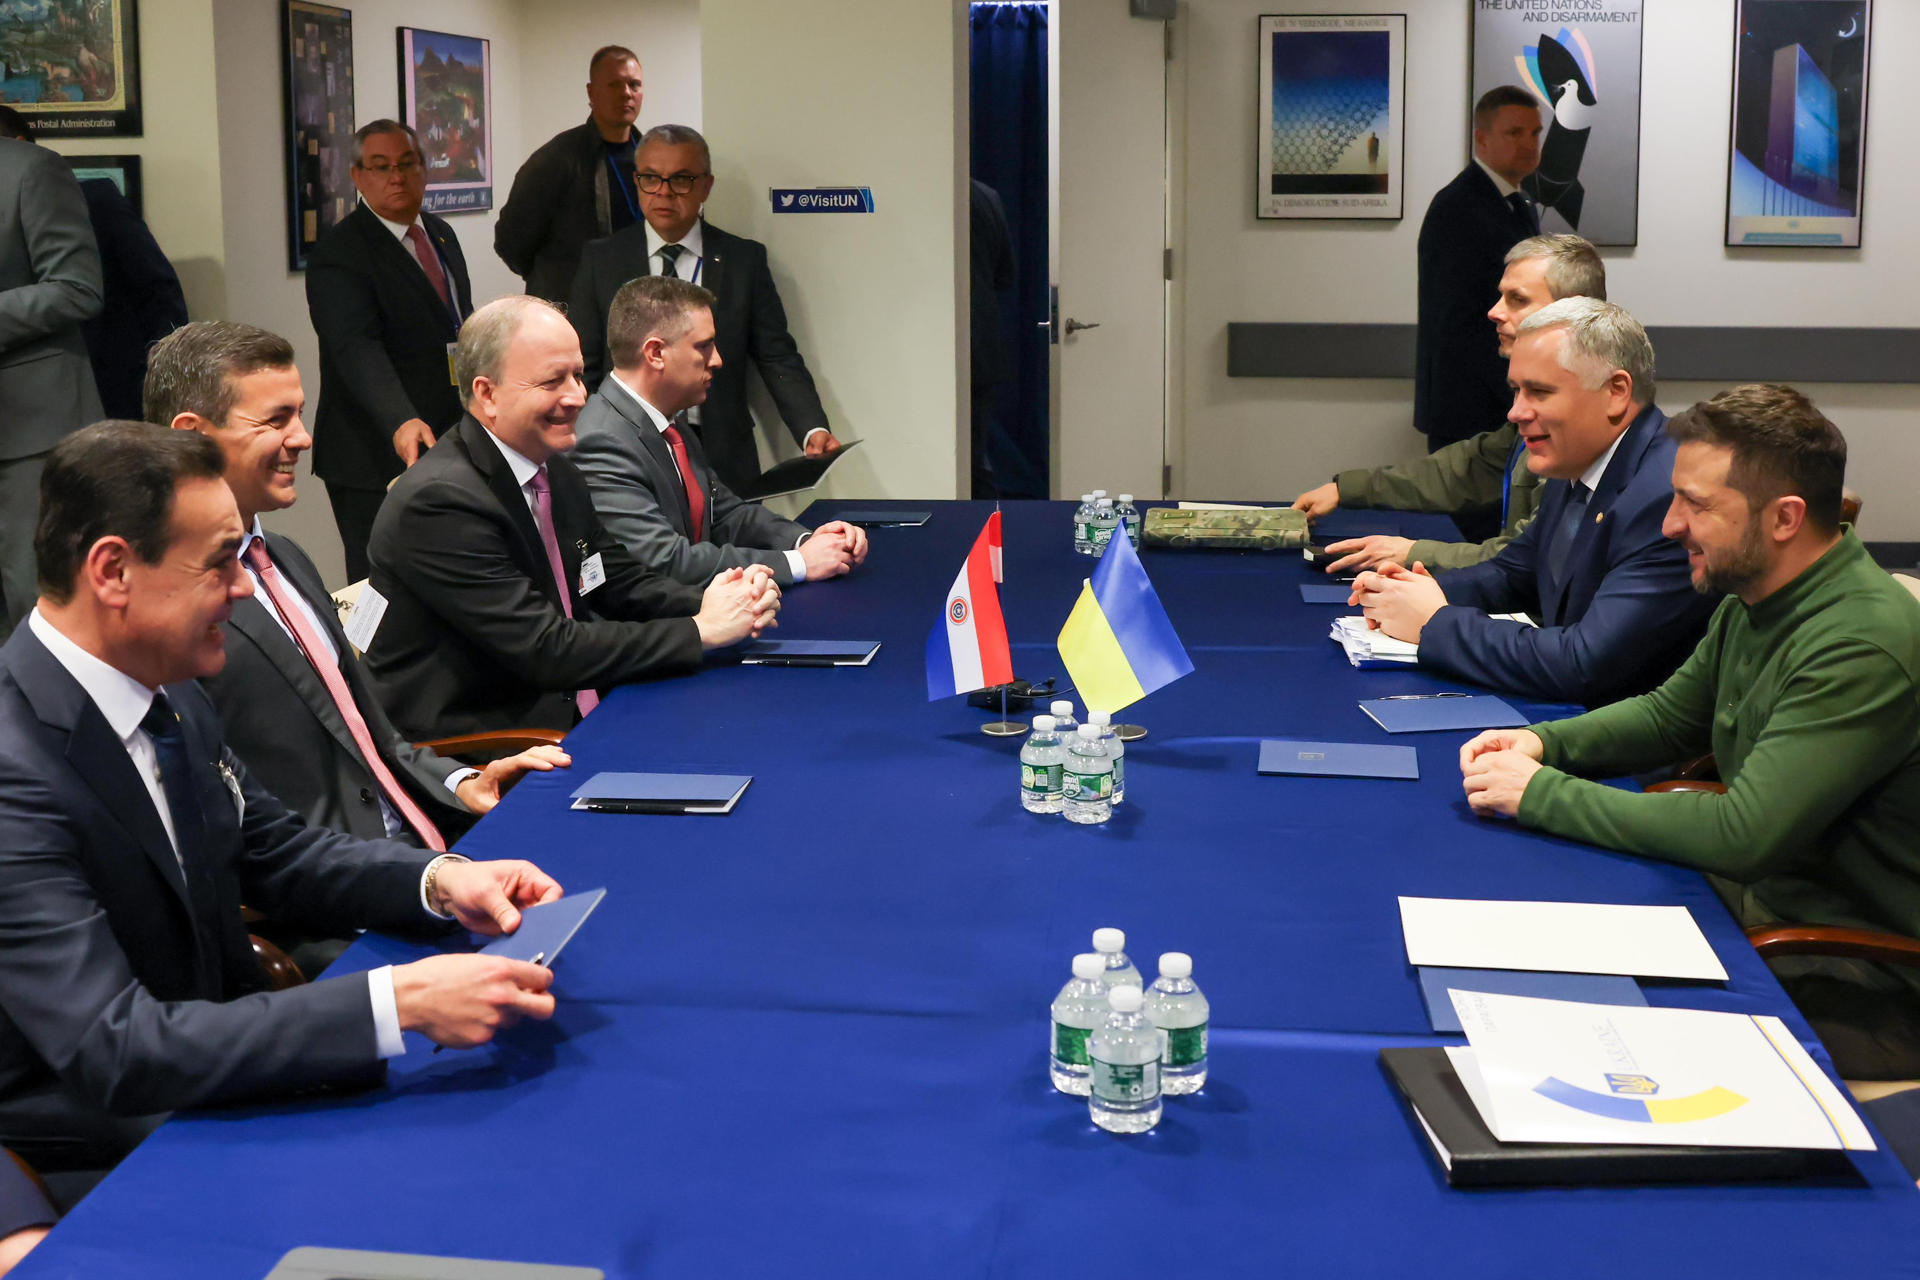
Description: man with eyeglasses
xmin=306 ymin=119 xmax=474 ymax=582
xmin=568 ymin=124 xmax=839 ymax=494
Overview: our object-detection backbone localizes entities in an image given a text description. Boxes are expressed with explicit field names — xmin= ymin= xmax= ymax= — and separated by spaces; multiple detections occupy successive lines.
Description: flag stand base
xmin=981 ymin=721 xmax=1028 ymax=737
xmin=1112 ymin=724 xmax=1147 ymax=742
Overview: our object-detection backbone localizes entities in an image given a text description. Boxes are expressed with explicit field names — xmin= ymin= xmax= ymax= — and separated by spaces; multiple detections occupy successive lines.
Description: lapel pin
xmin=1594 ymin=511 xmax=1605 ymax=524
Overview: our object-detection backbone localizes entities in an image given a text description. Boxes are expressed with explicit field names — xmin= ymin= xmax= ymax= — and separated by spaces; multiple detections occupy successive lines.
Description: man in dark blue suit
xmin=0 ymin=422 xmax=563 ymax=1193
xmin=1353 ymin=299 xmax=1715 ymax=706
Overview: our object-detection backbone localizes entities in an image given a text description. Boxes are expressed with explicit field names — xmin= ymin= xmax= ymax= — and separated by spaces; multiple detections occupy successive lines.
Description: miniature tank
xmin=1142 ymin=507 xmax=1309 ymax=551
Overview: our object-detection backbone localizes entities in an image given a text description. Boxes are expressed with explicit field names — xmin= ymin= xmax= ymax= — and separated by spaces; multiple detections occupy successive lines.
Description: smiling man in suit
xmin=306 ymin=119 xmax=475 ymax=582
xmin=146 ymin=321 xmax=566 ymax=849
xmin=571 ymin=275 xmax=866 ymax=588
xmin=0 ymin=421 xmax=563 ymax=1193
xmin=1352 ymin=298 xmax=1715 ymax=706
xmin=568 ymin=124 xmax=838 ymax=494
xmin=364 ymin=296 xmax=780 ymax=742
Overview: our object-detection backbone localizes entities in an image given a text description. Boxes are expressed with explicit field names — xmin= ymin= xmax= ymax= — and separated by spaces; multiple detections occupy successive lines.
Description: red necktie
xmin=242 ymin=541 xmax=446 ymax=851
xmin=404 ymin=223 xmax=454 ymax=311
xmin=527 ymin=468 xmax=600 ymax=717
xmin=661 ymin=421 xmax=707 ymax=542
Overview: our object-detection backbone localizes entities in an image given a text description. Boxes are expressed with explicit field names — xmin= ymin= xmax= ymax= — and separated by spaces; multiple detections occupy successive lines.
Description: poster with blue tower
xmin=1257 ymin=14 xmax=1405 ymax=220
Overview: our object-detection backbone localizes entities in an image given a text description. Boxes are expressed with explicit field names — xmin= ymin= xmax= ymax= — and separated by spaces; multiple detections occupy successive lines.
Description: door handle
xmin=1064 ymin=318 xmax=1101 ymax=336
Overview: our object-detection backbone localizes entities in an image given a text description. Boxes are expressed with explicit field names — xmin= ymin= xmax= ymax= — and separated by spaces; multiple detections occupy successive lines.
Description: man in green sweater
xmin=1459 ymin=384 xmax=1920 ymax=1079
xmin=1293 ymin=234 xmax=1605 ymax=575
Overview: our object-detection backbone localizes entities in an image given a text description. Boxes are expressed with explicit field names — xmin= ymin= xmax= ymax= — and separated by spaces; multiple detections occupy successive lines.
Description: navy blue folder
xmin=834 ymin=509 xmax=930 ymax=527
xmin=738 ymin=639 xmax=881 ymax=666
xmin=1358 ymin=695 xmax=1528 ymax=733
xmin=569 ymin=772 xmax=753 ymax=814
xmin=1299 ymin=584 xmax=1356 ymax=604
xmin=1416 ymin=966 xmax=1648 ymax=1033
xmin=1258 ymin=739 xmax=1419 ymax=780
xmin=480 ymin=888 xmax=607 ymax=968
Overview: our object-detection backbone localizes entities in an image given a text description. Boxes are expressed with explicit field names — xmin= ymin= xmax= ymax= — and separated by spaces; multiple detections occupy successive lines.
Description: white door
xmin=1051 ymin=0 xmax=1171 ymax=501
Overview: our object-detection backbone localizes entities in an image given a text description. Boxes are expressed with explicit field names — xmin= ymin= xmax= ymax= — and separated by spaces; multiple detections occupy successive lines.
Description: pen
xmin=1378 ymin=693 xmax=1471 ymax=700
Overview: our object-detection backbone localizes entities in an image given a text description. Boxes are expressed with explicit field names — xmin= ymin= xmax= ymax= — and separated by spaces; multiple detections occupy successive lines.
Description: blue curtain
xmin=970 ymin=3 xmax=1049 ymax=499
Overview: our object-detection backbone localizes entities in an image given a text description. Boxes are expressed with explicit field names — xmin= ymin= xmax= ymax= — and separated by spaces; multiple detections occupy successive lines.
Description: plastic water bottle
xmin=1115 ymin=495 xmax=1140 ymax=548
xmin=1073 ymin=494 xmax=1096 ymax=556
xmin=1088 ymin=710 xmax=1123 ymax=805
xmin=1049 ymin=699 xmax=1077 ymax=737
xmin=1090 ymin=498 xmax=1117 ymax=555
xmin=1144 ymin=952 xmax=1209 ymax=1095
xmin=1019 ymin=715 xmax=1065 ymax=814
xmin=1064 ymin=725 xmax=1113 ymax=825
xmin=1091 ymin=927 xmax=1141 ymax=988
xmin=1088 ymin=985 xmax=1162 ymax=1133
xmin=1049 ymin=953 xmax=1108 ymax=1095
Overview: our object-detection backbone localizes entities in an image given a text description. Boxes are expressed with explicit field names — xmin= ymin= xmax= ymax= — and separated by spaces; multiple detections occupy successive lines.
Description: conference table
xmin=19 ymin=500 xmax=1920 ymax=1278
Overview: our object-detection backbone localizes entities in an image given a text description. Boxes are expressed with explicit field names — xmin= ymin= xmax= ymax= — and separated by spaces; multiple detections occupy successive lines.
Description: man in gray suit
xmin=571 ymin=275 xmax=866 ymax=588
xmin=146 ymin=322 xmax=567 ymax=847
xmin=0 ymin=136 xmax=103 ymax=635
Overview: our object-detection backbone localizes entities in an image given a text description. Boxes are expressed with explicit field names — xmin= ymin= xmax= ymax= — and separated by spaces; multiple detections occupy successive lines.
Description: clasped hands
xmin=392 ymin=858 xmax=564 ymax=1050
xmin=1458 ymin=728 xmax=1545 ymax=820
xmin=1348 ymin=561 xmax=1448 ymax=644
xmin=798 ymin=520 xmax=869 ymax=580
xmin=694 ymin=565 xmax=781 ymax=648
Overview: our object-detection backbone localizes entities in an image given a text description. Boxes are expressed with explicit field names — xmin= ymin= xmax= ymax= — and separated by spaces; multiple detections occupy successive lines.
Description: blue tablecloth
xmin=20 ymin=501 xmax=1919 ymax=1279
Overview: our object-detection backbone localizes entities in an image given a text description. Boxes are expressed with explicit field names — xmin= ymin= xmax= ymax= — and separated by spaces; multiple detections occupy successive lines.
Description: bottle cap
xmin=1051 ymin=700 xmax=1074 ymax=717
xmin=1089 ymin=710 xmax=1112 ymax=727
xmin=1118 ymin=494 xmax=1134 ymax=504
xmin=1072 ymin=953 xmax=1105 ymax=980
xmin=1108 ymin=985 xmax=1143 ymax=1012
xmin=1095 ymin=497 xmax=1113 ymax=508
xmin=1081 ymin=493 xmax=1094 ymax=503
xmin=1031 ymin=714 xmax=1055 ymax=732
xmin=1078 ymin=724 xmax=1100 ymax=740
xmin=1092 ymin=927 xmax=1125 ymax=954
xmin=1092 ymin=489 xmax=1108 ymax=498
xmin=1159 ymin=952 xmax=1192 ymax=979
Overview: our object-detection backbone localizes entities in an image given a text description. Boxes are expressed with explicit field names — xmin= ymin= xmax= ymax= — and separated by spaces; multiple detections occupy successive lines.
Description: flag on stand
xmin=926 ymin=512 xmax=1014 ymax=700
xmin=1056 ymin=519 xmax=1193 ymax=713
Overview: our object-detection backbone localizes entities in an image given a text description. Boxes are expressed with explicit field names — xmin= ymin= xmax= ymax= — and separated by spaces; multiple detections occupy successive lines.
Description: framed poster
xmin=0 ymin=0 xmax=142 ymax=136
xmin=398 ymin=27 xmax=493 ymax=214
xmin=1256 ymin=14 xmax=1405 ymax=220
xmin=281 ymin=0 xmax=355 ymax=271
xmin=62 ymin=153 xmax=143 ymax=217
xmin=1471 ymin=4 xmax=1644 ymax=246
xmin=1725 ymin=0 xmax=1871 ymax=248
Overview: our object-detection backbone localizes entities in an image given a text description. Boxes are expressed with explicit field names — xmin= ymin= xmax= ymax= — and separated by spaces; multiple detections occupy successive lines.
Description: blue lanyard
xmin=1502 ymin=435 xmax=1524 ymax=528
xmin=607 ymin=150 xmax=639 ymax=221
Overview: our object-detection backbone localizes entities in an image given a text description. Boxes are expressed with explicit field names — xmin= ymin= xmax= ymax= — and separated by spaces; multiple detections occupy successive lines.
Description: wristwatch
xmin=422 ymin=853 xmax=471 ymax=918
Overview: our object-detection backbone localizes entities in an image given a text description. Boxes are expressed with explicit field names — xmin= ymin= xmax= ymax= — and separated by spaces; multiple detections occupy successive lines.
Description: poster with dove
xmin=1257 ymin=14 xmax=1406 ymax=220
xmin=1471 ymin=4 xmax=1645 ymax=247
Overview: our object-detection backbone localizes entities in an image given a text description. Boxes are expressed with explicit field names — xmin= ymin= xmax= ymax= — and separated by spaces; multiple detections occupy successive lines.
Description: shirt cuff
xmin=443 ymin=767 xmax=481 ymax=803
xmin=802 ymin=427 xmax=829 ymax=446
xmin=784 ymin=549 xmax=807 ymax=581
xmin=368 ymin=965 xmax=406 ymax=1058
xmin=420 ymin=852 xmax=470 ymax=919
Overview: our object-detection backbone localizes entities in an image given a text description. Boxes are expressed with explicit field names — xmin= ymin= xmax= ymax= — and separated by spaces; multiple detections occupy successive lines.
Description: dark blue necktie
xmin=1508 ymin=191 xmax=1540 ymax=235
xmin=1546 ymin=481 xmax=1590 ymax=589
xmin=658 ymin=243 xmax=683 ymax=278
xmin=140 ymin=693 xmax=211 ymax=905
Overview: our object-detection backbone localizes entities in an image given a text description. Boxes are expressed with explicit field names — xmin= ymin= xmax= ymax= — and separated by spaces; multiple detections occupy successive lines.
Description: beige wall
xmin=699 ymin=0 xmax=970 ymax=506
xmin=1174 ymin=0 xmax=1920 ymax=538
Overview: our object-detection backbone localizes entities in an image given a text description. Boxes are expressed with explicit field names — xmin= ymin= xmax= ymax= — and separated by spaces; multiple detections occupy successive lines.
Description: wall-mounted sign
xmin=770 ymin=187 xmax=876 ymax=213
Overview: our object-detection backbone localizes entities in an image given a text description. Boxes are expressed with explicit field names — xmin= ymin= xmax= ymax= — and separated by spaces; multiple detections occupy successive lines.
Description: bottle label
xmin=1111 ymin=755 xmax=1125 ymax=793
xmin=1091 ymin=1056 xmax=1160 ymax=1103
xmin=1091 ymin=525 xmax=1113 ymax=547
xmin=1064 ymin=769 xmax=1112 ymax=802
xmin=1076 ymin=520 xmax=1093 ymax=544
xmin=1022 ymin=762 xmax=1064 ymax=796
xmin=1165 ymin=1024 xmax=1208 ymax=1067
xmin=1053 ymin=1022 xmax=1090 ymax=1066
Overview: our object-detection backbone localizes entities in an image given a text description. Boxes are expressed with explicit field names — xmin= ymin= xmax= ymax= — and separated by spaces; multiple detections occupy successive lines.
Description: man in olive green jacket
xmin=1294 ymin=234 xmax=1604 ymax=576
xmin=1460 ymin=385 xmax=1920 ymax=1080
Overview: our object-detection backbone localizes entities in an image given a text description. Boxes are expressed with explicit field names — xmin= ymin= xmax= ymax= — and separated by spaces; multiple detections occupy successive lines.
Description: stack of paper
xmin=1330 ymin=615 xmax=1417 ymax=667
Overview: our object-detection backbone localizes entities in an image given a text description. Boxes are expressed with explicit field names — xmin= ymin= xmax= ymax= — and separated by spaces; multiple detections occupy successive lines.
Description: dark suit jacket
xmin=78 ymin=177 xmax=187 ymax=421
xmin=306 ymin=203 xmax=473 ymax=492
xmin=0 ymin=625 xmax=441 ymax=1162
xmin=571 ymin=382 xmax=811 ymax=587
xmin=568 ymin=219 xmax=830 ymax=493
xmin=0 ymin=138 xmax=102 ymax=460
xmin=1422 ymin=406 xmax=1717 ymax=706
xmin=201 ymin=531 xmax=471 ymax=843
xmin=364 ymin=416 xmax=707 ymax=740
xmin=494 ymin=119 xmax=620 ymax=304
xmin=1415 ymin=163 xmax=1533 ymax=448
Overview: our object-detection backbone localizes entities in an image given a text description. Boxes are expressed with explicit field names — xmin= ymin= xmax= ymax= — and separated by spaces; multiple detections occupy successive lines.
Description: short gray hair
xmin=352 ymin=118 xmax=422 ymax=167
xmin=637 ymin=123 xmax=711 ymax=172
xmin=1505 ymin=234 xmax=1606 ymax=302
xmin=608 ymin=276 xmax=717 ymax=369
xmin=455 ymin=296 xmax=566 ymax=407
xmin=1516 ymin=296 xmax=1655 ymax=404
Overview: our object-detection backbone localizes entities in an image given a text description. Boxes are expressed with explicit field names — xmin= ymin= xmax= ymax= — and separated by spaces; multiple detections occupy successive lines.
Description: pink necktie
xmin=404 ymin=223 xmax=454 ymax=311
xmin=242 ymin=541 xmax=447 ymax=851
xmin=526 ymin=468 xmax=600 ymax=717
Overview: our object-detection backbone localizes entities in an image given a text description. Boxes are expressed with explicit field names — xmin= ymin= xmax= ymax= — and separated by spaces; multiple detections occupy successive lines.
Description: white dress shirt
xmin=603 ymin=373 xmax=808 ymax=581
xmin=482 ymin=425 xmax=545 ymax=516
xmin=1473 ymin=156 xmax=1522 ymax=199
xmin=26 ymin=608 xmax=410 ymax=1058
xmin=1578 ymin=421 xmax=1630 ymax=495
xmin=367 ymin=199 xmax=459 ymax=321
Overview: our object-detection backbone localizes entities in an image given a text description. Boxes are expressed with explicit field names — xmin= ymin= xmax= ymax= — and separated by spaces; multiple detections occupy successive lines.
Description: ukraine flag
xmin=1056 ymin=521 xmax=1193 ymax=714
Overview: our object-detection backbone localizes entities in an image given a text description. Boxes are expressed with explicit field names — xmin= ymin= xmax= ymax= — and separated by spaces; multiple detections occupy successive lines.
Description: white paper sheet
xmin=1399 ymin=896 xmax=1729 ymax=981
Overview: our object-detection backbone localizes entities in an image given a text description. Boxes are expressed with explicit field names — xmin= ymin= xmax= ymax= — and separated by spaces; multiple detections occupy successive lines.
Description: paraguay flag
xmin=1056 ymin=520 xmax=1193 ymax=714
xmin=926 ymin=512 xmax=1014 ymax=700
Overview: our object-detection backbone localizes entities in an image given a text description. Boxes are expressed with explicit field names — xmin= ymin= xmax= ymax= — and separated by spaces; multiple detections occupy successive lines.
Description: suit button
xmin=359 ymin=787 xmax=374 ymax=804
